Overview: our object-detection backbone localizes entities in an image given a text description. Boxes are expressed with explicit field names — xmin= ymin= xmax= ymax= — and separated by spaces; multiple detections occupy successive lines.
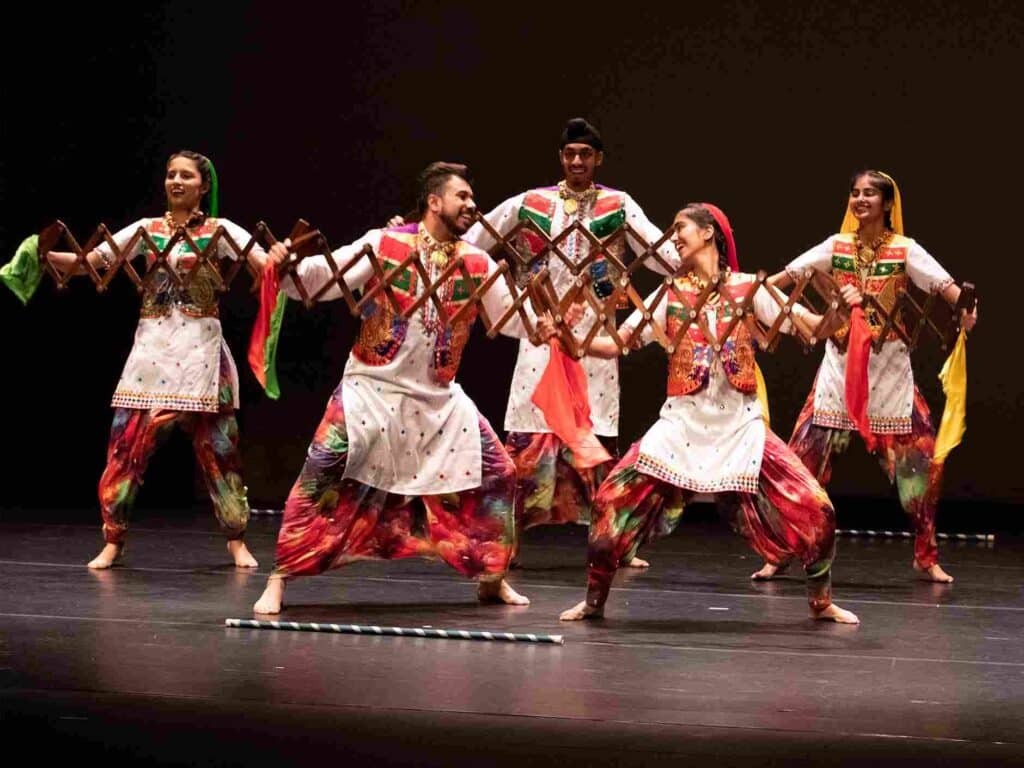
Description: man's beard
xmin=440 ymin=209 xmax=469 ymax=237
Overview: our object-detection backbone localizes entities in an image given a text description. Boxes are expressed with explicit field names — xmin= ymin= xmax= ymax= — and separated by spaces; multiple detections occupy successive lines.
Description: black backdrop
xmin=2 ymin=0 xmax=1020 ymax=521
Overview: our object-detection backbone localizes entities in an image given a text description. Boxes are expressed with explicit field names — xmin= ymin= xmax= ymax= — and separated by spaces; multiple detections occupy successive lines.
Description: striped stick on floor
xmin=249 ymin=508 xmax=283 ymax=516
xmin=837 ymin=529 xmax=994 ymax=542
xmin=225 ymin=618 xmax=564 ymax=645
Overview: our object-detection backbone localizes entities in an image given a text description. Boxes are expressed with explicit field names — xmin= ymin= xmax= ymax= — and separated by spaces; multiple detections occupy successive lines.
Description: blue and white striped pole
xmin=837 ymin=529 xmax=994 ymax=542
xmin=226 ymin=618 xmax=564 ymax=644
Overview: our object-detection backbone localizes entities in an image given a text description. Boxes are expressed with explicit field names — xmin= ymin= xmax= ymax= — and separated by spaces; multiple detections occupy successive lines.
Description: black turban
xmin=559 ymin=118 xmax=603 ymax=151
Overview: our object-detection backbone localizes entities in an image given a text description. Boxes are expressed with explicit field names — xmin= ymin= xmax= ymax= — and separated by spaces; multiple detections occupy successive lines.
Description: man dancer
xmin=463 ymin=118 xmax=678 ymax=565
xmin=254 ymin=162 xmax=550 ymax=614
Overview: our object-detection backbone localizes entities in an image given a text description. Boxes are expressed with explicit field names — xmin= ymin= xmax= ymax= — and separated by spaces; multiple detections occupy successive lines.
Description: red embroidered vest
xmin=353 ymin=229 xmax=490 ymax=385
xmin=515 ymin=187 xmax=626 ymax=299
xmin=830 ymin=232 xmax=910 ymax=342
xmin=664 ymin=273 xmax=759 ymax=396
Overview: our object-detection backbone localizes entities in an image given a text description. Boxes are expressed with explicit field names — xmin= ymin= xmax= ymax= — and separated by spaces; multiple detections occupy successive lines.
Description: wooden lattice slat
xmin=34 ymin=217 xmax=973 ymax=363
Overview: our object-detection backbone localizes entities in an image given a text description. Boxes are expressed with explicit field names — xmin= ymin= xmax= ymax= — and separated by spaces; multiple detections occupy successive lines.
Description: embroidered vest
xmin=140 ymin=218 xmax=223 ymax=319
xmin=515 ymin=186 xmax=626 ymax=299
xmin=830 ymin=232 xmax=910 ymax=342
xmin=353 ymin=228 xmax=489 ymax=385
xmin=665 ymin=273 xmax=759 ymax=396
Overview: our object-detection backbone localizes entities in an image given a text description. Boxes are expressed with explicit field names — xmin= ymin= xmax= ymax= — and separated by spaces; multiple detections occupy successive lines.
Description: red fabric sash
xmin=844 ymin=307 xmax=876 ymax=450
xmin=531 ymin=340 xmax=611 ymax=470
xmin=248 ymin=261 xmax=284 ymax=399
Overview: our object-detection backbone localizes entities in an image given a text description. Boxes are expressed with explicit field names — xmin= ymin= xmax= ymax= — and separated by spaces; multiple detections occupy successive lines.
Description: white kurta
xmin=786 ymin=236 xmax=954 ymax=433
xmin=284 ymin=229 xmax=530 ymax=495
xmin=624 ymin=281 xmax=790 ymax=493
xmin=464 ymin=188 xmax=678 ymax=437
xmin=96 ymin=218 xmax=260 ymax=413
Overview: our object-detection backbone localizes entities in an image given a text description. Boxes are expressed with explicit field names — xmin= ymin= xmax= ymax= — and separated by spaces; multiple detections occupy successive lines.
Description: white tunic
xmin=464 ymin=188 xmax=678 ymax=437
xmin=624 ymin=281 xmax=790 ymax=494
xmin=786 ymin=236 xmax=955 ymax=434
xmin=283 ymin=229 xmax=530 ymax=495
xmin=96 ymin=218 xmax=260 ymax=413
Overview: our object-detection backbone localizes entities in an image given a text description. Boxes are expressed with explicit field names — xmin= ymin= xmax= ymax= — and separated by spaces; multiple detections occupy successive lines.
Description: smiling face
xmin=669 ymin=211 xmax=714 ymax=264
xmin=430 ymin=174 xmax=477 ymax=237
xmin=165 ymin=155 xmax=208 ymax=212
xmin=559 ymin=142 xmax=603 ymax=189
xmin=848 ymin=174 xmax=892 ymax=229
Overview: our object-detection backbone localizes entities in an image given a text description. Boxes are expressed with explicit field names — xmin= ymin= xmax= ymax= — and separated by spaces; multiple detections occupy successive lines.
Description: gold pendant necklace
xmin=557 ymin=181 xmax=596 ymax=217
xmin=854 ymin=229 xmax=893 ymax=275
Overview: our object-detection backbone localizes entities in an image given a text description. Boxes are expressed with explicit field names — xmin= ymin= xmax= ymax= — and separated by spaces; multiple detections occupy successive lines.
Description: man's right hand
xmin=267 ymin=239 xmax=291 ymax=268
xmin=563 ymin=302 xmax=585 ymax=328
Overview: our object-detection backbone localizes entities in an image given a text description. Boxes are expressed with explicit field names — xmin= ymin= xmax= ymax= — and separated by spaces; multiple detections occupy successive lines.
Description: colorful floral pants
xmin=272 ymin=388 xmax=515 ymax=580
xmin=98 ymin=407 xmax=249 ymax=544
xmin=790 ymin=385 xmax=942 ymax=568
xmin=585 ymin=432 xmax=836 ymax=612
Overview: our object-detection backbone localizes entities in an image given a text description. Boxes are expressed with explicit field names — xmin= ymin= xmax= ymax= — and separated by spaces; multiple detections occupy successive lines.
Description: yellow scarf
xmin=934 ymin=327 xmax=967 ymax=463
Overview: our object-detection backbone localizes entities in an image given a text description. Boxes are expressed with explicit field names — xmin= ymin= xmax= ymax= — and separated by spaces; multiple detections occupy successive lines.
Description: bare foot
xmin=477 ymin=578 xmax=530 ymax=605
xmin=227 ymin=539 xmax=259 ymax=568
xmin=625 ymin=556 xmax=650 ymax=569
xmin=253 ymin=576 xmax=286 ymax=614
xmin=751 ymin=561 xmax=785 ymax=580
xmin=914 ymin=560 xmax=953 ymax=583
xmin=811 ymin=603 xmax=860 ymax=624
xmin=559 ymin=600 xmax=603 ymax=621
xmin=87 ymin=542 xmax=123 ymax=570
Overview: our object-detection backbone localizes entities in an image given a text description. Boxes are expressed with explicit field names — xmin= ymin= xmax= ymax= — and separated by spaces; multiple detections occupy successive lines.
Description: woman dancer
xmin=559 ymin=203 xmax=859 ymax=623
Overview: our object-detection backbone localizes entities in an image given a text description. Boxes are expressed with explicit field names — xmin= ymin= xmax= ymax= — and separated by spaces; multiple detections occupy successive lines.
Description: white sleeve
xmin=905 ymin=239 xmax=955 ymax=294
xmin=752 ymin=283 xmax=796 ymax=333
xmin=462 ymin=193 xmax=526 ymax=252
xmin=479 ymin=256 xmax=535 ymax=339
xmin=623 ymin=194 xmax=679 ymax=275
xmin=623 ymin=286 xmax=667 ymax=347
xmin=785 ymin=236 xmax=834 ymax=281
xmin=282 ymin=229 xmax=382 ymax=302
xmin=214 ymin=218 xmax=266 ymax=262
xmin=95 ymin=218 xmax=149 ymax=261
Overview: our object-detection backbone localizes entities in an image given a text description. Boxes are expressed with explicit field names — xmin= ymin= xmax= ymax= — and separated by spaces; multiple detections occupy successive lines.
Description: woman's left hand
xmin=962 ymin=304 xmax=978 ymax=333
xmin=839 ymin=283 xmax=863 ymax=308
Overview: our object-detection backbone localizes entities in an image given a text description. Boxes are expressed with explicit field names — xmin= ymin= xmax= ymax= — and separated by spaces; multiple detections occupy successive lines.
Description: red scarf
xmin=844 ymin=307 xmax=876 ymax=450
xmin=530 ymin=339 xmax=611 ymax=469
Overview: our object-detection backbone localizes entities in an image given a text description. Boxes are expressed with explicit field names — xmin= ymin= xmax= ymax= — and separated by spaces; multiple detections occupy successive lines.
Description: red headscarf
xmin=700 ymin=203 xmax=739 ymax=272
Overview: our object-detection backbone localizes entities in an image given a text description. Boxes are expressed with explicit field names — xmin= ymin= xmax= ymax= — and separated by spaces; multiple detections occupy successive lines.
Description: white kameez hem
xmin=811 ymin=409 xmax=912 ymax=435
xmin=110 ymin=391 xmax=221 ymax=412
xmin=636 ymin=453 xmax=760 ymax=494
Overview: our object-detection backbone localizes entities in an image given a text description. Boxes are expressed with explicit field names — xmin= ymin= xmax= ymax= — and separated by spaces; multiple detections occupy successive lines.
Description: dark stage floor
xmin=1 ymin=510 xmax=1022 ymax=766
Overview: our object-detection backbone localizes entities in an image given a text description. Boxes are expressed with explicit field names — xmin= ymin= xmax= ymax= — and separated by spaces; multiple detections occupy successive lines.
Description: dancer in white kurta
xmin=254 ymin=163 xmax=547 ymax=615
xmin=752 ymin=170 xmax=976 ymax=585
xmin=38 ymin=151 xmax=265 ymax=571
xmin=463 ymin=118 xmax=678 ymax=562
xmin=560 ymin=203 xmax=859 ymax=624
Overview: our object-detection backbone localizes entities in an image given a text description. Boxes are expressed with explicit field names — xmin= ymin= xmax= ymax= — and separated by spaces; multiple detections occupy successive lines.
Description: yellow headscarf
xmin=840 ymin=170 xmax=904 ymax=235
